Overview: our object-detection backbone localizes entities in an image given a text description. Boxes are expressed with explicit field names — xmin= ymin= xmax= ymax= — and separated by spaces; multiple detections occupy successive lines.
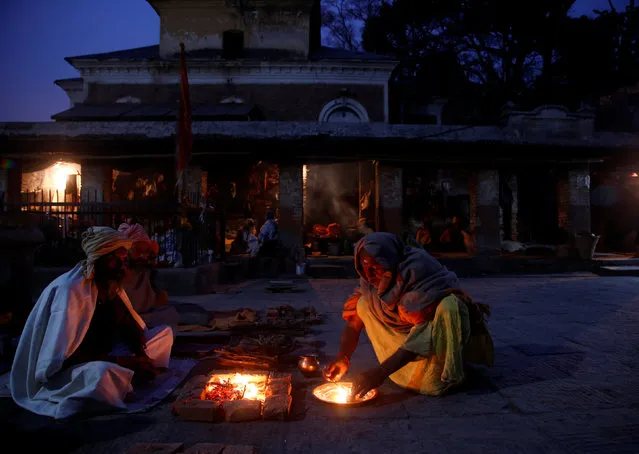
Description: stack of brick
xmin=173 ymin=372 xmax=293 ymax=423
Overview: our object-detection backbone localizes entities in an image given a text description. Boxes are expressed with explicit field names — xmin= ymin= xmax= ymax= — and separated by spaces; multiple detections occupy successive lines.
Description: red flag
xmin=177 ymin=42 xmax=192 ymax=188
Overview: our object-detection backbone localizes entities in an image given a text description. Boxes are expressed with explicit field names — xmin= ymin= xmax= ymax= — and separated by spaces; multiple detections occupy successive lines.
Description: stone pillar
xmin=510 ymin=175 xmax=519 ymax=241
xmin=7 ymin=159 xmax=22 ymax=206
xmin=499 ymin=174 xmax=518 ymax=241
xmin=183 ymin=165 xmax=205 ymax=204
xmin=278 ymin=164 xmax=304 ymax=253
xmin=558 ymin=167 xmax=591 ymax=233
xmin=0 ymin=168 xmax=8 ymax=210
xmin=470 ymin=169 xmax=501 ymax=248
xmin=378 ymin=165 xmax=403 ymax=235
xmin=80 ymin=162 xmax=112 ymax=226
xmin=80 ymin=162 xmax=110 ymax=203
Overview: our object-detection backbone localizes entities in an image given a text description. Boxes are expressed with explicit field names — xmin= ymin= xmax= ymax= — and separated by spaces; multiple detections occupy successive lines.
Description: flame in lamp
xmin=312 ymin=382 xmax=378 ymax=406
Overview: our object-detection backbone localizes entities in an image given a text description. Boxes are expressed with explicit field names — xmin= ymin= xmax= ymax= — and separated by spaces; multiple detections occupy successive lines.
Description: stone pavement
xmin=2 ymin=273 xmax=639 ymax=453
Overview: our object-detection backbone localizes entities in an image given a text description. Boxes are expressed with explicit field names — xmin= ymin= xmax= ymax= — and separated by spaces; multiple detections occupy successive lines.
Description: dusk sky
xmin=0 ymin=0 xmax=631 ymax=122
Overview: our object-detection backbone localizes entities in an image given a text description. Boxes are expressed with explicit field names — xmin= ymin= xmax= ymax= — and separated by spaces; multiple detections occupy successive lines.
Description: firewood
xmin=214 ymin=349 xmax=277 ymax=364
xmin=215 ymin=358 xmax=272 ymax=369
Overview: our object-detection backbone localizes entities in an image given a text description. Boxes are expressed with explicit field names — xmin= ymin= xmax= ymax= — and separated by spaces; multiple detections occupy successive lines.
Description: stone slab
xmin=127 ymin=443 xmax=184 ymax=454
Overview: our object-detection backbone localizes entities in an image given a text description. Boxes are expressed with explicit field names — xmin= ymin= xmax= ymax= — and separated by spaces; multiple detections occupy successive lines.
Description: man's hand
xmin=132 ymin=355 xmax=158 ymax=384
xmin=113 ymin=355 xmax=158 ymax=383
xmin=323 ymin=354 xmax=350 ymax=382
xmin=351 ymin=367 xmax=387 ymax=400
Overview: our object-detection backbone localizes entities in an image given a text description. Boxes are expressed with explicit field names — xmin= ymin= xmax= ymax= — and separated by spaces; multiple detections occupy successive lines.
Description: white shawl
xmin=10 ymin=264 xmax=147 ymax=419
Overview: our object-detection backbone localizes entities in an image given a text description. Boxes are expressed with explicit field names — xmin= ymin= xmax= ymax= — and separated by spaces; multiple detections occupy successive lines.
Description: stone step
xmin=597 ymin=265 xmax=639 ymax=276
xmin=306 ymin=264 xmax=348 ymax=279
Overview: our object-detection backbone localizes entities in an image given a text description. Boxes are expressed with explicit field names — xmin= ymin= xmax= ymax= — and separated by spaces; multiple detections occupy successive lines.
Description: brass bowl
xmin=312 ymin=382 xmax=379 ymax=406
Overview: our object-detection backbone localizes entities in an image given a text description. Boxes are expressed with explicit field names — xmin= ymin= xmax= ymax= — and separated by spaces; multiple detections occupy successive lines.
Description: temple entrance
xmin=302 ymin=161 xmax=376 ymax=256
xmin=517 ymin=168 xmax=560 ymax=244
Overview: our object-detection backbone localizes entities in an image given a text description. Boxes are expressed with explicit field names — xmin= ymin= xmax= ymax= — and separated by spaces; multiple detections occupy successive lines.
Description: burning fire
xmin=332 ymin=383 xmax=353 ymax=404
xmin=202 ymin=373 xmax=268 ymax=403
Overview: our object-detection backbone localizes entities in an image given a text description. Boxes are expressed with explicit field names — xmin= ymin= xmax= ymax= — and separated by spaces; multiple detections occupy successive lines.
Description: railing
xmin=6 ymin=189 xmax=219 ymax=268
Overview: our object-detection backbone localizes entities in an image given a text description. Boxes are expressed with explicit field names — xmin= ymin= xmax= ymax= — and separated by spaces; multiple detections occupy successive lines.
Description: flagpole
xmin=176 ymin=41 xmax=193 ymax=210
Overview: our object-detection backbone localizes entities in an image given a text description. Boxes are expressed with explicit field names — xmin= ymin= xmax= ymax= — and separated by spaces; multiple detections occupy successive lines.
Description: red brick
xmin=175 ymin=399 xmax=222 ymax=422
xmin=221 ymin=399 xmax=262 ymax=422
xmin=265 ymin=380 xmax=292 ymax=397
xmin=262 ymin=394 xmax=292 ymax=420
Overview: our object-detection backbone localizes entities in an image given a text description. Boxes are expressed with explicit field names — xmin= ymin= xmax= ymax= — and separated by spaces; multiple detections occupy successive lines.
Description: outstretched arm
xmin=351 ymin=347 xmax=417 ymax=399
xmin=324 ymin=317 xmax=364 ymax=382
xmin=338 ymin=316 xmax=364 ymax=361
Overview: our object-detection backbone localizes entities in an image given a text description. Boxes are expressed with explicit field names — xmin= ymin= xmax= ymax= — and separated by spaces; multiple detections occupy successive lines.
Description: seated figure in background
xmin=11 ymin=226 xmax=174 ymax=419
xmin=230 ymin=220 xmax=260 ymax=257
xmin=118 ymin=223 xmax=180 ymax=330
xmin=259 ymin=209 xmax=279 ymax=258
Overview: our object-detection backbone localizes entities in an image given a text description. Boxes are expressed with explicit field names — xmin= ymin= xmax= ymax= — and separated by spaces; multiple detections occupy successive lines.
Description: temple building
xmin=2 ymin=0 xmax=639 ymax=268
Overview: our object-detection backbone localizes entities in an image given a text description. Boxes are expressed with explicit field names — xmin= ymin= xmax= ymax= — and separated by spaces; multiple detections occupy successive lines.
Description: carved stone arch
xmin=319 ymin=97 xmax=370 ymax=123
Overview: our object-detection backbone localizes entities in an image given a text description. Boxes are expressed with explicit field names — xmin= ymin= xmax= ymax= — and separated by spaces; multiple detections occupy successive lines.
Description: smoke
xmin=304 ymin=163 xmax=358 ymax=228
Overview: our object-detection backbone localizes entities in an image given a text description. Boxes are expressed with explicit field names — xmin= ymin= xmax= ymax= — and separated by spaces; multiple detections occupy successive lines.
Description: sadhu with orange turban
xmin=118 ymin=223 xmax=178 ymax=328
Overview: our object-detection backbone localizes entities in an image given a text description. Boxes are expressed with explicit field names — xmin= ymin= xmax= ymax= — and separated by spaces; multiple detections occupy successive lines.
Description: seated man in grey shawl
xmin=10 ymin=226 xmax=174 ymax=420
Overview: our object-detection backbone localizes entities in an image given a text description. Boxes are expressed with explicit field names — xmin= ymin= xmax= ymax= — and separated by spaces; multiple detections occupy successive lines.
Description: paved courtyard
xmin=2 ymin=273 xmax=639 ymax=453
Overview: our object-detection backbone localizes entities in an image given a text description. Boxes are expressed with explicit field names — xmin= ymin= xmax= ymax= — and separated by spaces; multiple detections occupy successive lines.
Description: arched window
xmin=319 ymin=97 xmax=370 ymax=123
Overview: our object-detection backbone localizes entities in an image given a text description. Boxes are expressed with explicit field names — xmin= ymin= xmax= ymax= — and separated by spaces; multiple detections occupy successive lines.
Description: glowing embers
xmin=312 ymin=382 xmax=379 ymax=406
xmin=173 ymin=372 xmax=292 ymax=422
xmin=202 ymin=373 xmax=267 ymax=403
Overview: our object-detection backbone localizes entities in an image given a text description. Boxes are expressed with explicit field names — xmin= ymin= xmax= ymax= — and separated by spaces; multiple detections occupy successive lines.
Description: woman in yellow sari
xmin=324 ymin=232 xmax=494 ymax=398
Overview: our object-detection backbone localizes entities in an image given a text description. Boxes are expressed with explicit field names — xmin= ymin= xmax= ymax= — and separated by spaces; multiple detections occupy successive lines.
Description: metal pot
xmin=298 ymin=354 xmax=321 ymax=377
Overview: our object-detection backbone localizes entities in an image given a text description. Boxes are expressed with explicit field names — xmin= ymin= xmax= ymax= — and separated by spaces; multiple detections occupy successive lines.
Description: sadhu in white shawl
xmin=10 ymin=226 xmax=174 ymax=419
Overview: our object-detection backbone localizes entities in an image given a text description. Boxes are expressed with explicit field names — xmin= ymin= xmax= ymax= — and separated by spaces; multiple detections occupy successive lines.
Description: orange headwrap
xmin=117 ymin=223 xmax=159 ymax=255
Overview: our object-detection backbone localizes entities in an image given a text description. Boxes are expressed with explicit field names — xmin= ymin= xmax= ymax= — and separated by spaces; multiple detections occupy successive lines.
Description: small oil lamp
xmin=298 ymin=354 xmax=321 ymax=377
xmin=312 ymin=382 xmax=379 ymax=406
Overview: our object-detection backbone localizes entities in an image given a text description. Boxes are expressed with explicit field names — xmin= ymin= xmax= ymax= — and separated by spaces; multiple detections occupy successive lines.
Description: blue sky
xmin=0 ymin=0 xmax=631 ymax=122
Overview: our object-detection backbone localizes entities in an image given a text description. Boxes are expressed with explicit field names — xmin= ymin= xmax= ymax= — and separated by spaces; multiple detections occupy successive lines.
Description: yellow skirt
xmin=357 ymin=294 xmax=493 ymax=396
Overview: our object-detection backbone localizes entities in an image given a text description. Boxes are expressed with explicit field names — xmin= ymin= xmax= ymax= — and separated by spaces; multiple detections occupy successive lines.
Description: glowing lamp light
xmin=632 ymin=172 xmax=638 ymax=178
xmin=312 ymin=382 xmax=379 ymax=406
xmin=51 ymin=162 xmax=77 ymax=191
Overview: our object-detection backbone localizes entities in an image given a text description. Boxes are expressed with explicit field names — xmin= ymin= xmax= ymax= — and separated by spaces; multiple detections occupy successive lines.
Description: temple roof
xmin=64 ymin=44 xmax=394 ymax=63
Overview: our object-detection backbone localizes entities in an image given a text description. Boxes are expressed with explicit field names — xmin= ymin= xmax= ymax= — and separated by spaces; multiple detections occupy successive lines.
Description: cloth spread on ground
xmin=10 ymin=262 xmax=174 ymax=419
xmin=345 ymin=232 xmax=460 ymax=332
xmin=0 ymin=358 xmax=197 ymax=414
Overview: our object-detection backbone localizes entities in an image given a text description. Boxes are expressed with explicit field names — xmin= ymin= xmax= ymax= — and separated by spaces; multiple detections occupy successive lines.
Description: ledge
xmin=2 ymin=121 xmax=639 ymax=148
